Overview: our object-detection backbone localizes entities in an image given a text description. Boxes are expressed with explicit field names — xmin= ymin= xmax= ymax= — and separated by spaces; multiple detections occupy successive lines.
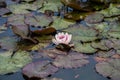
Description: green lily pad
xmin=91 ymin=40 xmax=110 ymax=51
xmin=73 ymin=42 xmax=97 ymax=54
xmin=0 ymin=50 xmax=32 ymax=75
xmin=96 ymin=58 xmax=120 ymax=80
xmin=25 ymin=15 xmax=53 ymax=27
xmin=51 ymin=17 xmax=75 ymax=30
xmin=8 ymin=3 xmax=37 ymax=14
xmin=38 ymin=0 xmax=63 ymax=12
xmin=99 ymin=4 xmax=120 ymax=17
xmin=64 ymin=24 xmax=99 ymax=42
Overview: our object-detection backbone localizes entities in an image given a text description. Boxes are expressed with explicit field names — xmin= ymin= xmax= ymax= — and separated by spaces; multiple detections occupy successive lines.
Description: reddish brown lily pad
xmin=22 ymin=60 xmax=58 ymax=79
xmin=53 ymin=51 xmax=89 ymax=68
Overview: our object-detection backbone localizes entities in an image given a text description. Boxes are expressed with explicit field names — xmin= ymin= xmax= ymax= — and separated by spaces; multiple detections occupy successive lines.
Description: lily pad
xmin=73 ymin=42 xmax=97 ymax=54
xmin=0 ymin=37 xmax=17 ymax=50
xmin=96 ymin=49 xmax=116 ymax=58
xmin=91 ymin=40 xmax=110 ymax=51
xmin=22 ymin=60 xmax=58 ymax=78
xmin=64 ymin=11 xmax=91 ymax=21
xmin=51 ymin=17 xmax=75 ymax=30
xmin=99 ymin=4 xmax=120 ymax=17
xmin=25 ymin=15 xmax=53 ymax=27
xmin=8 ymin=3 xmax=37 ymax=14
xmin=64 ymin=24 xmax=99 ymax=42
xmin=38 ymin=0 xmax=63 ymax=12
xmin=7 ymin=14 xmax=25 ymax=26
xmin=85 ymin=13 xmax=104 ymax=24
xmin=53 ymin=51 xmax=89 ymax=68
xmin=38 ymin=48 xmax=67 ymax=59
xmin=18 ymin=35 xmax=52 ymax=51
xmin=32 ymin=27 xmax=56 ymax=35
xmin=0 ymin=50 xmax=32 ymax=75
xmin=96 ymin=58 xmax=120 ymax=80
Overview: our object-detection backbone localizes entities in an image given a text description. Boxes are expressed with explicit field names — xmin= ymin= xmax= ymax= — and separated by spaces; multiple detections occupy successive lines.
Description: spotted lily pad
xmin=38 ymin=0 xmax=63 ymax=12
xmin=53 ymin=51 xmax=89 ymax=68
xmin=64 ymin=24 xmax=99 ymax=42
xmin=96 ymin=58 xmax=120 ymax=80
xmin=25 ymin=15 xmax=53 ymax=27
xmin=51 ymin=17 xmax=75 ymax=30
xmin=0 ymin=50 xmax=32 ymax=75
xmin=22 ymin=60 xmax=58 ymax=79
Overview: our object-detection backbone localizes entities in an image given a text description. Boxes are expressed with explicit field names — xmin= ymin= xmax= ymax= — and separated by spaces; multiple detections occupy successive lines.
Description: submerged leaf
xmin=0 ymin=50 xmax=32 ymax=75
xmin=22 ymin=61 xmax=58 ymax=78
xmin=53 ymin=51 xmax=89 ymax=68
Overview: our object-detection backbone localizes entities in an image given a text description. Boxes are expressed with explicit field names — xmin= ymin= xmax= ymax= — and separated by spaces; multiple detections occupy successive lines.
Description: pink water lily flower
xmin=52 ymin=32 xmax=72 ymax=45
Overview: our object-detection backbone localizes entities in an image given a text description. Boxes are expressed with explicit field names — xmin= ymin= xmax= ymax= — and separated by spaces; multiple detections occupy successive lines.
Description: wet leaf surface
xmin=0 ymin=50 xmax=32 ymax=75
xmin=99 ymin=4 xmax=120 ymax=17
xmin=64 ymin=24 xmax=99 ymax=42
xmin=25 ymin=15 xmax=53 ymax=27
xmin=73 ymin=42 xmax=97 ymax=54
xmin=0 ymin=37 xmax=17 ymax=50
xmin=53 ymin=51 xmax=89 ymax=68
xmin=85 ymin=13 xmax=104 ymax=24
xmin=38 ymin=0 xmax=63 ymax=12
xmin=22 ymin=60 xmax=58 ymax=78
xmin=51 ymin=17 xmax=75 ymax=30
xmin=38 ymin=48 xmax=67 ymax=59
xmin=96 ymin=58 xmax=120 ymax=80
